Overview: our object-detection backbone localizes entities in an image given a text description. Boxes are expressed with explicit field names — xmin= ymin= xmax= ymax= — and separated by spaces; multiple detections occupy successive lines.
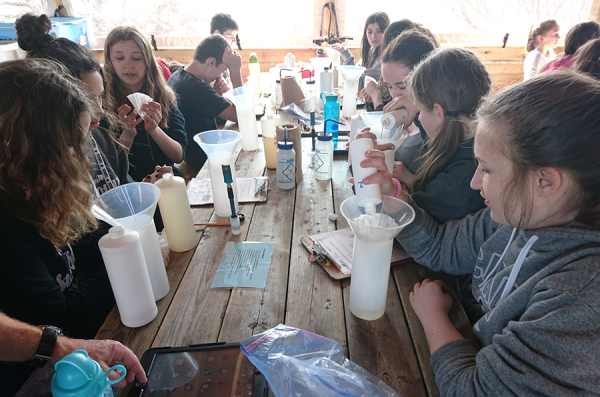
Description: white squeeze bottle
xmin=276 ymin=140 xmax=295 ymax=190
xmin=381 ymin=108 xmax=409 ymax=130
xmin=349 ymin=138 xmax=382 ymax=213
xmin=98 ymin=226 xmax=158 ymax=327
xmin=154 ymin=173 xmax=196 ymax=252
xmin=284 ymin=52 xmax=295 ymax=68
xmin=315 ymin=134 xmax=333 ymax=181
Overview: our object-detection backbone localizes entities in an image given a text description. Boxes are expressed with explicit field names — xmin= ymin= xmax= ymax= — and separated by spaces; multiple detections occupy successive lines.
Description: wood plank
xmin=284 ymin=139 xmax=347 ymax=350
xmin=331 ymin=159 xmax=427 ymax=397
xmin=218 ymin=163 xmax=296 ymax=342
xmin=393 ymin=263 xmax=481 ymax=397
xmin=151 ymin=143 xmax=266 ymax=347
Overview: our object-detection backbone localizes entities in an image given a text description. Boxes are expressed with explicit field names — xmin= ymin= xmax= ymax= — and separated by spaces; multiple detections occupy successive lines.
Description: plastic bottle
xmin=332 ymin=65 xmax=339 ymax=89
xmin=51 ymin=350 xmax=126 ymax=397
xmin=154 ymin=173 xmax=196 ymax=252
xmin=323 ymin=94 xmax=340 ymax=140
xmin=381 ymin=108 xmax=409 ymax=130
xmin=275 ymin=79 xmax=282 ymax=107
xmin=315 ymin=134 xmax=333 ymax=181
xmin=276 ymin=141 xmax=295 ymax=189
xmin=320 ymin=67 xmax=333 ymax=97
xmin=349 ymin=138 xmax=382 ymax=214
xmin=249 ymin=52 xmax=260 ymax=76
xmin=284 ymin=52 xmax=295 ymax=68
xmin=260 ymin=107 xmax=280 ymax=169
xmin=98 ymin=226 xmax=158 ymax=328
xmin=305 ymin=79 xmax=316 ymax=99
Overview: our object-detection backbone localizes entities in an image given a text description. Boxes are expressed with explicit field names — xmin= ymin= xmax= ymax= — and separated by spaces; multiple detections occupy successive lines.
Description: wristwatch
xmin=30 ymin=326 xmax=63 ymax=367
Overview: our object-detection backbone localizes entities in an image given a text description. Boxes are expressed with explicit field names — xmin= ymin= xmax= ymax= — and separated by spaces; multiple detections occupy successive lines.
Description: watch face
xmin=43 ymin=326 xmax=63 ymax=335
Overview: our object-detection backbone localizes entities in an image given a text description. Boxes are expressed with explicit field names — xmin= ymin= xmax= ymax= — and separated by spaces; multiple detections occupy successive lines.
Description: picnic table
xmin=93 ymin=132 xmax=478 ymax=397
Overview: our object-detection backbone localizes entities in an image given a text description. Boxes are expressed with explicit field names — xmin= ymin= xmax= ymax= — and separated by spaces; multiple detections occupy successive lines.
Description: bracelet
xmin=391 ymin=177 xmax=402 ymax=198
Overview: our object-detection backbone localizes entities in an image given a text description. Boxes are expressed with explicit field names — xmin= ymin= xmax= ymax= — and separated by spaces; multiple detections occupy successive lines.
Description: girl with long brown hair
xmin=524 ymin=19 xmax=560 ymax=80
xmin=104 ymin=26 xmax=187 ymax=181
xmin=0 ymin=60 xmax=116 ymax=393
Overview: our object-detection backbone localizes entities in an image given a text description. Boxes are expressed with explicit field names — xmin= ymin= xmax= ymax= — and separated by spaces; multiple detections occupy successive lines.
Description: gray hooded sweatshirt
xmin=397 ymin=203 xmax=600 ymax=396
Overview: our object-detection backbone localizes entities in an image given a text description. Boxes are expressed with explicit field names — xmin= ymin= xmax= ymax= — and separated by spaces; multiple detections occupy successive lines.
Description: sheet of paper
xmin=187 ymin=177 xmax=268 ymax=206
xmin=210 ymin=242 xmax=274 ymax=288
xmin=310 ymin=227 xmax=408 ymax=276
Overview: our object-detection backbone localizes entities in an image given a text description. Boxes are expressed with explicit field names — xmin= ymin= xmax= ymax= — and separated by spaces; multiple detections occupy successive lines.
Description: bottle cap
xmin=99 ymin=226 xmax=140 ymax=253
xmin=277 ymin=141 xmax=294 ymax=150
xmin=317 ymin=134 xmax=332 ymax=141
xmin=51 ymin=350 xmax=126 ymax=397
xmin=325 ymin=94 xmax=338 ymax=102
xmin=306 ymin=80 xmax=315 ymax=85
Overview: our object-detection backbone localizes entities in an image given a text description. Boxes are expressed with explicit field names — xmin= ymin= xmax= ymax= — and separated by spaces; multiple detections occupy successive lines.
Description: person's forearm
xmin=148 ymin=127 xmax=184 ymax=163
xmin=419 ymin=312 xmax=465 ymax=354
xmin=119 ymin=130 xmax=135 ymax=150
xmin=230 ymin=69 xmax=243 ymax=89
xmin=0 ymin=313 xmax=43 ymax=361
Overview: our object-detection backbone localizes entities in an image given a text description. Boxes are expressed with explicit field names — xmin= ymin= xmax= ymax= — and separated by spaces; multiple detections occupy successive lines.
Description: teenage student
xmin=0 ymin=59 xmax=116 ymax=393
xmin=356 ymin=47 xmax=489 ymax=322
xmin=0 ymin=312 xmax=146 ymax=391
xmin=331 ymin=12 xmax=390 ymax=88
xmin=104 ymin=26 xmax=187 ymax=182
xmin=573 ymin=38 xmax=600 ymax=79
xmin=168 ymin=35 xmax=242 ymax=183
xmin=210 ymin=12 xmax=239 ymax=95
xmin=543 ymin=21 xmax=600 ymax=72
xmin=524 ymin=19 xmax=560 ymax=80
xmin=361 ymin=71 xmax=600 ymax=396
xmin=15 ymin=13 xmax=132 ymax=196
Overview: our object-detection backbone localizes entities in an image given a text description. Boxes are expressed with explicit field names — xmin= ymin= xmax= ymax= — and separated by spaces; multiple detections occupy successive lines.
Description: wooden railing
xmin=93 ymin=45 xmax=565 ymax=92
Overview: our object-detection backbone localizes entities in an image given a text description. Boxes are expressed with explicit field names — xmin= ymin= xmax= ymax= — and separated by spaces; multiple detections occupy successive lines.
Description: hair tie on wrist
xmin=445 ymin=110 xmax=459 ymax=117
xmin=391 ymin=177 xmax=402 ymax=198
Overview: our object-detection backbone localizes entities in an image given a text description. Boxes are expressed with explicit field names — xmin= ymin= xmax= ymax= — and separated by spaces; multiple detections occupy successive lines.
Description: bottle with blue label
xmin=323 ymin=94 xmax=340 ymax=142
xmin=51 ymin=350 xmax=126 ymax=397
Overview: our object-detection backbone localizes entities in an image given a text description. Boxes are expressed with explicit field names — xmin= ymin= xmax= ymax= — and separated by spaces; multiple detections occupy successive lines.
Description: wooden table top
xmin=96 ymin=136 xmax=479 ymax=397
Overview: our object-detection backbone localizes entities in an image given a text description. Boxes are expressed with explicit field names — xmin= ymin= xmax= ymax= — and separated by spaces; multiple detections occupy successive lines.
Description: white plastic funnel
xmin=91 ymin=183 xmax=169 ymax=301
xmin=231 ymin=85 xmax=259 ymax=151
xmin=340 ymin=65 xmax=365 ymax=118
xmin=310 ymin=57 xmax=331 ymax=97
xmin=340 ymin=195 xmax=415 ymax=320
xmin=194 ymin=130 xmax=242 ymax=217
xmin=360 ymin=111 xmax=384 ymax=137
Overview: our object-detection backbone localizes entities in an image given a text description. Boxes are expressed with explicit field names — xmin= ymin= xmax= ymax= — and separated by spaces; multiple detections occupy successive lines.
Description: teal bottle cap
xmin=325 ymin=94 xmax=338 ymax=101
xmin=51 ymin=350 xmax=126 ymax=397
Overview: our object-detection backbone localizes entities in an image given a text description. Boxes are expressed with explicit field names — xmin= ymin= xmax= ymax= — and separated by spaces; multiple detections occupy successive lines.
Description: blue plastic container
xmin=323 ymin=94 xmax=340 ymax=142
xmin=0 ymin=17 xmax=93 ymax=49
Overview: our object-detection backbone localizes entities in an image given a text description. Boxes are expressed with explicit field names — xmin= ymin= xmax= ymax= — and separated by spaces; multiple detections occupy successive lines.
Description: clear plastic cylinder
xmin=315 ymin=135 xmax=333 ymax=181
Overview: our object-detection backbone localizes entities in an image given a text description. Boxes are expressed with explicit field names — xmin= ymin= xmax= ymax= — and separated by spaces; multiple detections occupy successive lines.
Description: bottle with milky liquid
xmin=260 ymin=107 xmax=280 ymax=169
xmin=381 ymin=108 xmax=409 ymax=132
xmin=154 ymin=173 xmax=196 ymax=252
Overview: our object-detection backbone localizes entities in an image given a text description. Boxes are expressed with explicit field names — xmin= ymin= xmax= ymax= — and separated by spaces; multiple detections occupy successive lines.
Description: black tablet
xmin=128 ymin=342 xmax=268 ymax=397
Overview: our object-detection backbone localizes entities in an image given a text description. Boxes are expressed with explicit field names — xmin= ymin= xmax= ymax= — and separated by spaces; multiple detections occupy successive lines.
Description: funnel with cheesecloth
xmin=91 ymin=183 xmax=169 ymax=301
xmin=340 ymin=195 xmax=415 ymax=320
xmin=340 ymin=65 xmax=365 ymax=118
xmin=194 ymin=130 xmax=242 ymax=218
xmin=231 ymin=85 xmax=258 ymax=151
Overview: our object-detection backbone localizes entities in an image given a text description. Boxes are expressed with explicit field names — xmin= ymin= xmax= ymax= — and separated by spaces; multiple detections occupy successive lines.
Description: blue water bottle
xmin=323 ymin=94 xmax=340 ymax=142
xmin=51 ymin=350 xmax=126 ymax=397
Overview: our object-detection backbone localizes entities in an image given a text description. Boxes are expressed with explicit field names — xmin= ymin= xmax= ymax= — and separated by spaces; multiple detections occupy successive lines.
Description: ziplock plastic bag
xmin=240 ymin=324 xmax=402 ymax=397
xmin=280 ymin=96 xmax=324 ymax=125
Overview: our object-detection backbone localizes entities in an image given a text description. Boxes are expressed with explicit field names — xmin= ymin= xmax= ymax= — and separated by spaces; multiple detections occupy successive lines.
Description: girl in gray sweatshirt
xmin=365 ymin=71 xmax=600 ymax=395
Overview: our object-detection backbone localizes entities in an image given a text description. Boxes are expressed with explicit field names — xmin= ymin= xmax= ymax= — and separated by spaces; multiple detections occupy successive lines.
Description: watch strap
xmin=30 ymin=326 xmax=61 ymax=367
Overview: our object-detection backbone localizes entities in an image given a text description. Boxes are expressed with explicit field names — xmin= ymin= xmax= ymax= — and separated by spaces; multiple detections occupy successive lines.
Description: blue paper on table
xmin=241 ymin=324 xmax=402 ymax=397
xmin=210 ymin=242 xmax=274 ymax=288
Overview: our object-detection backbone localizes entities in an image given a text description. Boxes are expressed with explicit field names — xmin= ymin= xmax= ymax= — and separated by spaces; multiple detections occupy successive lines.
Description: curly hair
xmin=0 ymin=59 xmax=97 ymax=246
xmin=103 ymin=26 xmax=176 ymax=130
xmin=15 ymin=13 xmax=121 ymax=138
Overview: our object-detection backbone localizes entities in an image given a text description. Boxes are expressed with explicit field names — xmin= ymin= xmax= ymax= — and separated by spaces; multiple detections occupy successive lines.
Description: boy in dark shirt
xmin=168 ymin=34 xmax=243 ymax=182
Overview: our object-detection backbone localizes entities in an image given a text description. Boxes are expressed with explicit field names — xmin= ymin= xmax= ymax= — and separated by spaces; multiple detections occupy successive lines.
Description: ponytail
xmin=527 ymin=20 xmax=558 ymax=52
